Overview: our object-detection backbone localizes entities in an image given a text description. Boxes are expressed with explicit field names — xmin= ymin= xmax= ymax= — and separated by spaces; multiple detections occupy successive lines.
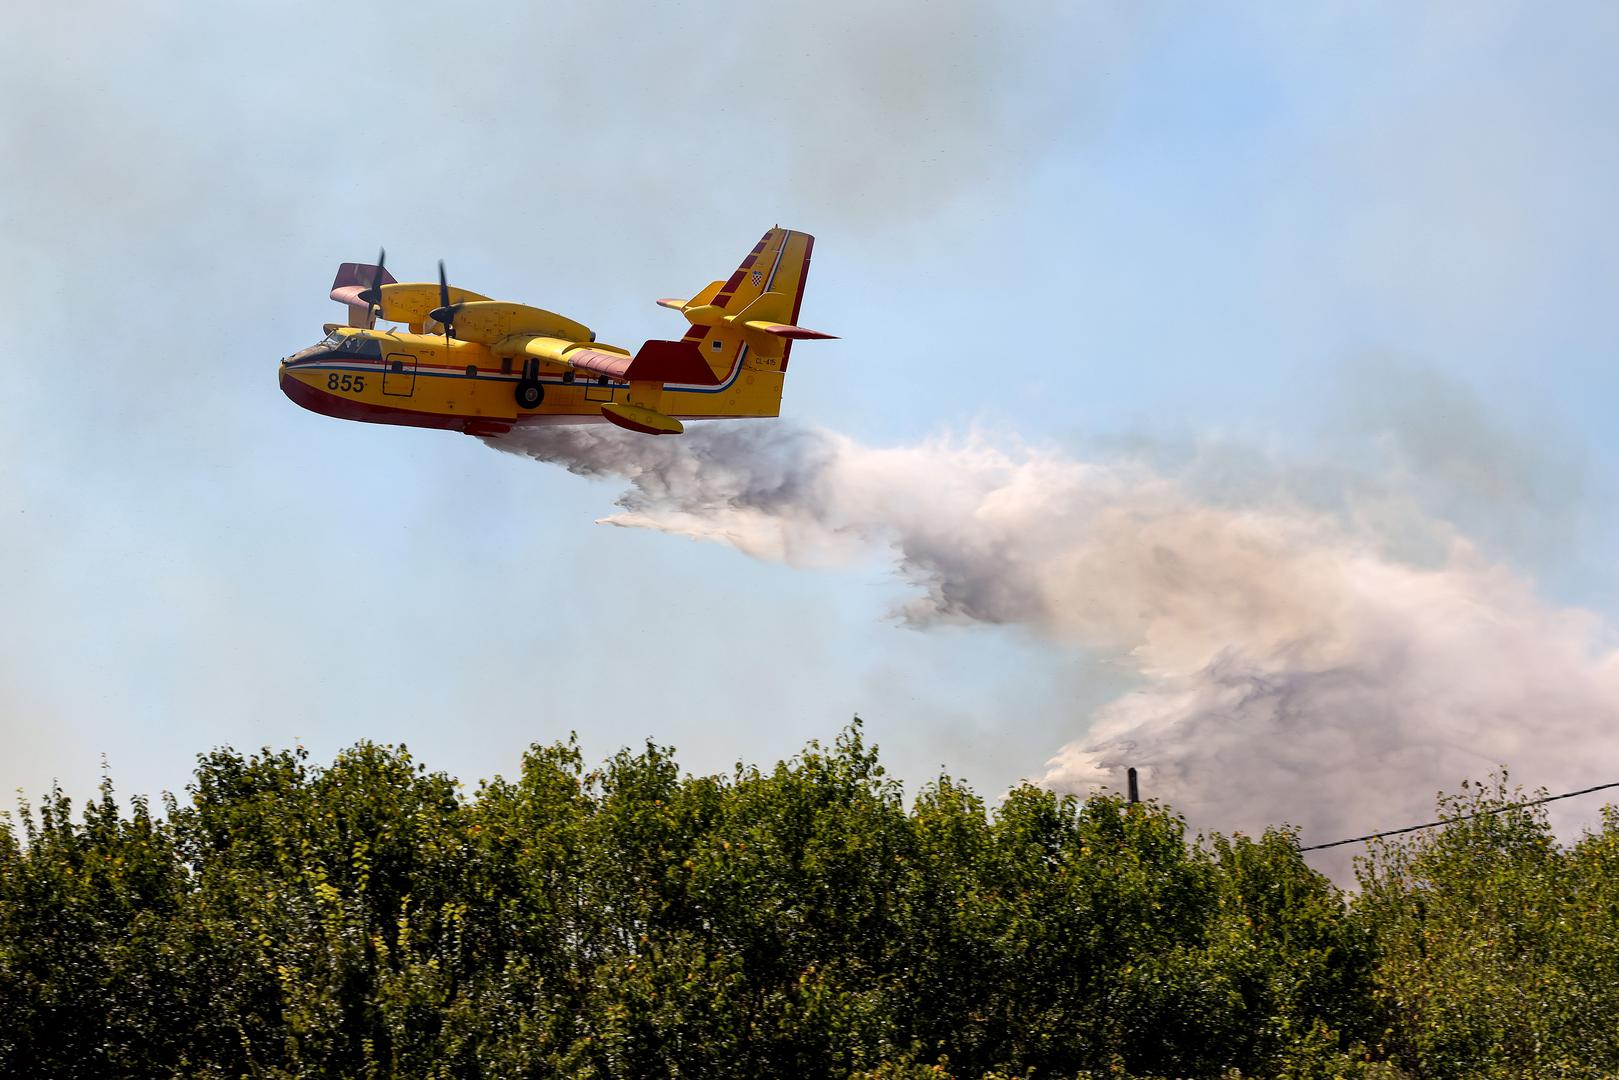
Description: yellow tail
xmin=657 ymin=227 xmax=827 ymax=380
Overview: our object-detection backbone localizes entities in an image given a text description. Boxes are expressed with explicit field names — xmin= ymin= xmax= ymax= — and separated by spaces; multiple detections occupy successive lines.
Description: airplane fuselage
xmin=278 ymin=327 xmax=786 ymax=437
xmin=282 ymin=227 xmax=822 ymax=437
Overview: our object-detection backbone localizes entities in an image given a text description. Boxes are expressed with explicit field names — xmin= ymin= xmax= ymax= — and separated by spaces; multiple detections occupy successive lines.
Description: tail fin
xmin=658 ymin=227 xmax=826 ymax=376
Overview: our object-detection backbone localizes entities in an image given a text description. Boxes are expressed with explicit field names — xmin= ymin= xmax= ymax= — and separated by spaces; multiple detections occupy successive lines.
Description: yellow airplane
xmin=279 ymin=227 xmax=832 ymax=437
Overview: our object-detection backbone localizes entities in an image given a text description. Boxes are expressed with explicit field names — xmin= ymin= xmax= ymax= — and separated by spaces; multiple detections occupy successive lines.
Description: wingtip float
xmin=279 ymin=228 xmax=832 ymax=438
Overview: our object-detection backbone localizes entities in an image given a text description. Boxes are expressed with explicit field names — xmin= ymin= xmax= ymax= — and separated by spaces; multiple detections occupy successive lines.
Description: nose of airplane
xmin=279 ymin=362 xmax=332 ymax=416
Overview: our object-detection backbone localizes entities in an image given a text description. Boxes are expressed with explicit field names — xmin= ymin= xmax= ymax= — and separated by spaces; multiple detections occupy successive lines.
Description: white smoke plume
xmin=488 ymin=423 xmax=1619 ymax=861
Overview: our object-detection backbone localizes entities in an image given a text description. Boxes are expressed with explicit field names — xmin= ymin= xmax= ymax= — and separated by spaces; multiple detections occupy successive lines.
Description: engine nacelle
xmin=375 ymin=282 xmax=491 ymax=325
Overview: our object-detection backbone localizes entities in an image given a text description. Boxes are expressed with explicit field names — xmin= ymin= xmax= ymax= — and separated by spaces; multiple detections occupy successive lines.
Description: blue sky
xmin=3 ymin=2 xmax=1618 ymax=821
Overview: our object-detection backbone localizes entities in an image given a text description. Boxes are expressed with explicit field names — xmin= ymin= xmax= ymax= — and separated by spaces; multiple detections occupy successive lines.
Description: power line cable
xmin=1297 ymin=779 xmax=1619 ymax=852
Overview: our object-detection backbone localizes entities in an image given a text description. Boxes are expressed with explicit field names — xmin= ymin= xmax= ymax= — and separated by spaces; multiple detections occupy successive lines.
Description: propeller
xmin=355 ymin=248 xmax=387 ymax=329
xmin=427 ymin=260 xmax=464 ymax=344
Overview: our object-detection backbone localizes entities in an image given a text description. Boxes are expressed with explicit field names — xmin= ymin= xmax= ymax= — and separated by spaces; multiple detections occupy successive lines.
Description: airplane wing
xmin=572 ymin=340 xmax=723 ymax=385
xmin=488 ymin=332 xmax=723 ymax=387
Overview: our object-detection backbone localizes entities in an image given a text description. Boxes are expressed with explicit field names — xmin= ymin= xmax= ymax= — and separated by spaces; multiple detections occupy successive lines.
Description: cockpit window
xmin=318 ymin=332 xmax=382 ymax=359
xmin=292 ymin=330 xmax=385 ymax=364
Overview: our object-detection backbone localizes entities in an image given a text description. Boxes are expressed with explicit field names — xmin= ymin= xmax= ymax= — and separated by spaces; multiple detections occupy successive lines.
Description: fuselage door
xmin=383 ymin=352 xmax=417 ymax=397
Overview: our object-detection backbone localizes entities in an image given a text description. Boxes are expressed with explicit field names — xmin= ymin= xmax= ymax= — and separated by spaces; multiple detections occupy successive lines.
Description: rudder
xmin=669 ymin=228 xmax=819 ymax=378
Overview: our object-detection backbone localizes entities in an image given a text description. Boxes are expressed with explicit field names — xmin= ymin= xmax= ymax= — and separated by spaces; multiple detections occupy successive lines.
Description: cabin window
xmin=326 ymin=333 xmax=381 ymax=360
xmin=391 ymin=359 xmax=404 ymax=373
xmin=465 ymin=364 xmax=478 ymax=377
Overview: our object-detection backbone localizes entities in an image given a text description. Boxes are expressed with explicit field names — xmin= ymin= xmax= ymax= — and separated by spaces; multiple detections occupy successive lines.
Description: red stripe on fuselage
xmin=279 ymin=368 xmax=511 ymax=435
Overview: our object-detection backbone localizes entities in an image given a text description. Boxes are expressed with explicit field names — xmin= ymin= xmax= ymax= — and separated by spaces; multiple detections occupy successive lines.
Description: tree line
xmin=3 ymin=722 xmax=1618 ymax=1078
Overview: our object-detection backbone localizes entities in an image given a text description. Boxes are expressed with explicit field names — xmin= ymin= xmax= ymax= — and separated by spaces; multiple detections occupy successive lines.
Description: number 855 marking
xmin=327 ymin=373 xmax=366 ymax=393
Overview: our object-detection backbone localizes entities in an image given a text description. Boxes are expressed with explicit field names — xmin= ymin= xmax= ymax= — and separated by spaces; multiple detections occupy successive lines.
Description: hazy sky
xmin=4 ymin=2 xmax=1619 ymax=856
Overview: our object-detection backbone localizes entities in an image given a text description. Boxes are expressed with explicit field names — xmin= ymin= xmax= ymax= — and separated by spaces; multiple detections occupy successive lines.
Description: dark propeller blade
xmin=355 ymin=247 xmax=386 ymax=328
xmin=428 ymin=258 xmax=463 ymax=343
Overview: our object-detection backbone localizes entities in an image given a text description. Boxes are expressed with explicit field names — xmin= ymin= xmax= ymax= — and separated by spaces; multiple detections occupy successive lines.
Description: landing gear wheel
xmin=515 ymin=380 xmax=545 ymax=409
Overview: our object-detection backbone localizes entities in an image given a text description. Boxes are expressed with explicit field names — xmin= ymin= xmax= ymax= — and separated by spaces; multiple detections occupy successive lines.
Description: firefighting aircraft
xmin=278 ymin=227 xmax=831 ymax=437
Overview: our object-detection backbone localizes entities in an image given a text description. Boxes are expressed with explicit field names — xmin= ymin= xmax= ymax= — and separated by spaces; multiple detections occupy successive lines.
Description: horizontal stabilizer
xmin=744 ymin=322 xmax=838 ymax=340
xmin=658 ymin=280 xmax=727 ymax=322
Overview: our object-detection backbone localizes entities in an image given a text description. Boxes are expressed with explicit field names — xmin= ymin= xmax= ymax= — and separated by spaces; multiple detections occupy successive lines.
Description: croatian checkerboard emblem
xmin=751 ymin=270 xmax=762 ymax=286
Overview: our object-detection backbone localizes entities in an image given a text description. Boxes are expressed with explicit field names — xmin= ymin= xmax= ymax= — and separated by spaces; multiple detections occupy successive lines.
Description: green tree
xmin=12 ymin=726 xmax=1618 ymax=1079
xmin=1354 ymin=772 xmax=1619 ymax=1079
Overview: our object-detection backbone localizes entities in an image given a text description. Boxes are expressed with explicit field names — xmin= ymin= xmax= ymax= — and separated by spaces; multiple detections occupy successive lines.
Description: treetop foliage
xmin=2 ymin=722 xmax=1616 ymax=1079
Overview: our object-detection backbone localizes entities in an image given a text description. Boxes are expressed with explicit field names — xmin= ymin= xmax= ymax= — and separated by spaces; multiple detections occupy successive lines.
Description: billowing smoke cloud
xmin=490 ymin=423 xmax=1619 ymax=860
